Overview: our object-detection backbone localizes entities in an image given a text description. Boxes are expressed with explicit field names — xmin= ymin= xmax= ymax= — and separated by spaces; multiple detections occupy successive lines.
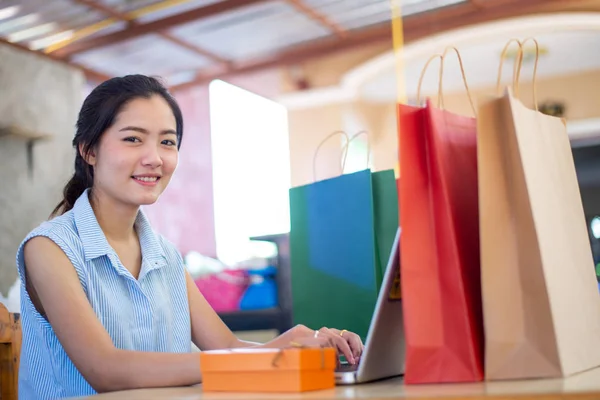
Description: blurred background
xmin=2 ymin=0 xmax=600 ymax=342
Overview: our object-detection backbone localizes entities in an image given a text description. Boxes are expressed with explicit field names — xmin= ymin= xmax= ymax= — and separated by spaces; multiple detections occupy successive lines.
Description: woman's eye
xmin=124 ymin=137 xmax=141 ymax=143
xmin=162 ymin=139 xmax=177 ymax=146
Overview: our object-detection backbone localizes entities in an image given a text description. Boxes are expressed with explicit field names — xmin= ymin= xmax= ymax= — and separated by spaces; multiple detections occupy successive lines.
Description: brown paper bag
xmin=479 ymin=39 xmax=600 ymax=380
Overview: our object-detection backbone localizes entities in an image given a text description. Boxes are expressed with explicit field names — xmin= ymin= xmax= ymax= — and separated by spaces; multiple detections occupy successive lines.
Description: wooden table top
xmin=77 ymin=366 xmax=600 ymax=399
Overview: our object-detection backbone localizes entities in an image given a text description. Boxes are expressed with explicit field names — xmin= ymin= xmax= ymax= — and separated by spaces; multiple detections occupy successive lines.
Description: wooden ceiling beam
xmin=72 ymin=0 xmax=230 ymax=65
xmin=285 ymin=0 xmax=346 ymax=38
xmin=0 ymin=38 xmax=110 ymax=84
xmin=468 ymin=0 xmax=485 ymax=9
xmin=169 ymin=0 xmax=570 ymax=92
xmin=537 ymin=0 xmax=600 ymax=12
xmin=53 ymin=0 xmax=273 ymax=58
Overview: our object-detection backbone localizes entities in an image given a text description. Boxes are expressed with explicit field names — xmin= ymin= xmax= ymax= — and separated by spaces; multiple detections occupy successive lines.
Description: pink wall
xmin=226 ymin=68 xmax=281 ymax=100
xmin=144 ymin=84 xmax=217 ymax=257
xmin=144 ymin=69 xmax=281 ymax=260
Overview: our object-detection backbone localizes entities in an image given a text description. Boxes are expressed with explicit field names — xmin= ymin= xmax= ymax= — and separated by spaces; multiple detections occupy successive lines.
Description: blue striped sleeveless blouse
xmin=15 ymin=189 xmax=191 ymax=399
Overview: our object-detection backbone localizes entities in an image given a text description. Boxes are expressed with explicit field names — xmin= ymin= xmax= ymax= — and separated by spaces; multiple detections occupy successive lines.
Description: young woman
xmin=16 ymin=75 xmax=363 ymax=399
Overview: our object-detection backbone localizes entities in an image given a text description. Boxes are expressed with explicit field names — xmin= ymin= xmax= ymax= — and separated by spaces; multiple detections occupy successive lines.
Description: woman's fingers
xmin=347 ymin=332 xmax=364 ymax=359
xmin=288 ymin=326 xmax=364 ymax=366
xmin=328 ymin=328 xmax=364 ymax=360
xmin=318 ymin=327 xmax=356 ymax=364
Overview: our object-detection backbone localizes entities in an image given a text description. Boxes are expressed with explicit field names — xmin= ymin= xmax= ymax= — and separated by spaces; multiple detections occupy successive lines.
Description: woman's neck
xmin=89 ymin=188 xmax=139 ymax=243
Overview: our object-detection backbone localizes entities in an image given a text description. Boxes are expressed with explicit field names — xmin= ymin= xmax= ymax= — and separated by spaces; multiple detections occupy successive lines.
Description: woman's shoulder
xmin=23 ymin=210 xmax=80 ymax=246
xmin=17 ymin=211 xmax=82 ymax=262
xmin=16 ymin=210 xmax=85 ymax=277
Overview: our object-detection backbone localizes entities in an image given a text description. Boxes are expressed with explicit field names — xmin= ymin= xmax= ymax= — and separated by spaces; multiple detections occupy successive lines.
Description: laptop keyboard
xmin=336 ymin=362 xmax=359 ymax=373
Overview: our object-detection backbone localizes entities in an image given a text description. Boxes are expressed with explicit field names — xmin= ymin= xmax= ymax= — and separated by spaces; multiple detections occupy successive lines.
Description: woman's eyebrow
xmin=119 ymin=126 xmax=148 ymax=134
xmin=119 ymin=126 xmax=176 ymax=135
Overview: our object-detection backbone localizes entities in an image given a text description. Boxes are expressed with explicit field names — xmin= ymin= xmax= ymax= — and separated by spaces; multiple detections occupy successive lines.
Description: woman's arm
xmin=24 ymin=236 xmax=202 ymax=393
xmin=184 ymin=271 xmax=257 ymax=350
xmin=185 ymin=272 xmax=363 ymax=362
xmin=185 ymin=271 xmax=319 ymax=350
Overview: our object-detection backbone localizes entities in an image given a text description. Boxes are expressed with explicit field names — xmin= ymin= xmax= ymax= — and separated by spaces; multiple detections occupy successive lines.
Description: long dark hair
xmin=50 ymin=74 xmax=183 ymax=218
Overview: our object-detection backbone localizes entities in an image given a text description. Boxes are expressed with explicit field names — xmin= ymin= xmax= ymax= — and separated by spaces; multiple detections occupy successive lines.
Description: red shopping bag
xmin=397 ymin=49 xmax=483 ymax=384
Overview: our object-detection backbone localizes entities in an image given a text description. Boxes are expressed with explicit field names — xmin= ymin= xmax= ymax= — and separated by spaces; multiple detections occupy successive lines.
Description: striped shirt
xmin=15 ymin=189 xmax=191 ymax=399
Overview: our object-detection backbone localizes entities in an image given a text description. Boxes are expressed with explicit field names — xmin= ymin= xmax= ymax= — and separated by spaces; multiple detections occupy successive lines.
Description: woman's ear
xmin=79 ymin=144 xmax=97 ymax=166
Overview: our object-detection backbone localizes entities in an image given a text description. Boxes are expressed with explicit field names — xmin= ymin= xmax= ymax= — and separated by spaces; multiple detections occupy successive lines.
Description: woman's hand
xmin=314 ymin=327 xmax=364 ymax=365
xmin=269 ymin=324 xmax=364 ymax=365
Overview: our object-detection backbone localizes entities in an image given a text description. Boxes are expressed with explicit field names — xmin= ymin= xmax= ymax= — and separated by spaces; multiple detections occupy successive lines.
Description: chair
xmin=0 ymin=303 xmax=21 ymax=400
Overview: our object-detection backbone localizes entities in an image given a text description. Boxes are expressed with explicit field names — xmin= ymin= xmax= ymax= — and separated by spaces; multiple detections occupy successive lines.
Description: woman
xmin=16 ymin=75 xmax=363 ymax=399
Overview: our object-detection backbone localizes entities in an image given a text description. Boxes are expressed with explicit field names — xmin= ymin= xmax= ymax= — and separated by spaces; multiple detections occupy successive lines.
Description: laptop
xmin=335 ymin=228 xmax=406 ymax=385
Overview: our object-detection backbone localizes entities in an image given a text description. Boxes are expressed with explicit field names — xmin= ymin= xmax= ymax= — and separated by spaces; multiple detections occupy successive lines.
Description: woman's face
xmin=84 ymin=95 xmax=179 ymax=208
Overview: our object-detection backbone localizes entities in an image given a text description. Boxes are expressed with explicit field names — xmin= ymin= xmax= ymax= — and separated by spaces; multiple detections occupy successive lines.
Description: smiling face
xmin=83 ymin=95 xmax=179 ymax=208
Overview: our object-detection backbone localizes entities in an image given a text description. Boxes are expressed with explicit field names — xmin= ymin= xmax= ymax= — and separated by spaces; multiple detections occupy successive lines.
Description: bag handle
xmin=439 ymin=47 xmax=477 ymax=115
xmin=516 ymin=37 xmax=540 ymax=111
xmin=312 ymin=131 xmax=350 ymax=182
xmin=416 ymin=46 xmax=477 ymax=116
xmin=496 ymin=39 xmax=523 ymax=97
xmin=496 ymin=38 xmax=540 ymax=111
xmin=417 ymin=54 xmax=443 ymax=108
xmin=340 ymin=130 xmax=371 ymax=173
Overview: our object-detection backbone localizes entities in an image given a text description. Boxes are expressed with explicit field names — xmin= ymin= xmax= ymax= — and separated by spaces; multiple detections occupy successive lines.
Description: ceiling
xmin=0 ymin=0 xmax=599 ymax=92
xmin=359 ymin=29 xmax=600 ymax=102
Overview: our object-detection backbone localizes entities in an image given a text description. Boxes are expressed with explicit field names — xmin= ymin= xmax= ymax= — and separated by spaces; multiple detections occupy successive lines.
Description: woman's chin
xmin=130 ymin=190 xmax=162 ymax=206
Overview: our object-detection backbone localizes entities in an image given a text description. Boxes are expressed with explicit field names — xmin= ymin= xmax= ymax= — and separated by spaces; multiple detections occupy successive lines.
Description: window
xmin=209 ymin=80 xmax=291 ymax=265
xmin=592 ymin=216 xmax=600 ymax=240
xmin=343 ymin=136 xmax=370 ymax=174
xmin=341 ymin=106 xmax=371 ymax=174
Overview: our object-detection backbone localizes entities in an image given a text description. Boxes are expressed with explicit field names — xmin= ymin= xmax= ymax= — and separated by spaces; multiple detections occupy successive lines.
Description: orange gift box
xmin=200 ymin=347 xmax=337 ymax=393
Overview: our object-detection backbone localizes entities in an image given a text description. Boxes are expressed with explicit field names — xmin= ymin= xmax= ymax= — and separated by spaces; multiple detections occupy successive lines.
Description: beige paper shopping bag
xmin=479 ymin=39 xmax=600 ymax=380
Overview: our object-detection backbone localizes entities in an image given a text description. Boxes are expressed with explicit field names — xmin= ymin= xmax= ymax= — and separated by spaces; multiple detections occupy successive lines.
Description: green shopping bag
xmin=289 ymin=132 xmax=398 ymax=340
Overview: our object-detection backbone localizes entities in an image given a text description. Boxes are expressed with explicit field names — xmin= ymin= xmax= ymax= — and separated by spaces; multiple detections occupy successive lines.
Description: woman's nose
xmin=141 ymin=144 xmax=163 ymax=168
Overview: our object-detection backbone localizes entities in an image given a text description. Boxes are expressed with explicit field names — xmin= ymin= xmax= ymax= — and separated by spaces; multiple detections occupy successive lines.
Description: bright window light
xmin=341 ymin=107 xmax=371 ymax=174
xmin=592 ymin=216 xmax=600 ymax=240
xmin=343 ymin=137 xmax=369 ymax=174
xmin=209 ymin=79 xmax=291 ymax=266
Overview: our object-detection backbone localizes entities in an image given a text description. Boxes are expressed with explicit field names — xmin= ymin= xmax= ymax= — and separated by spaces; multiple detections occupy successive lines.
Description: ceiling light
xmin=0 ymin=6 xmax=20 ymax=22
xmin=0 ymin=14 xmax=40 ymax=35
xmin=8 ymin=22 xmax=57 ymax=43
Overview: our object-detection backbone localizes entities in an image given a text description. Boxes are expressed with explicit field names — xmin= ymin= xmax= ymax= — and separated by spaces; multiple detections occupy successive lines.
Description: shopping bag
xmin=289 ymin=132 xmax=398 ymax=341
xmin=479 ymin=39 xmax=600 ymax=380
xmin=372 ymin=169 xmax=399 ymax=285
xmin=398 ymin=47 xmax=484 ymax=384
xmin=342 ymin=132 xmax=400 ymax=288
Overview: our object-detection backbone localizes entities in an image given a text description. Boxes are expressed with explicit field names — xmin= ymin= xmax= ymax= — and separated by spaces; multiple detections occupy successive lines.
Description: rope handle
xmin=312 ymin=131 xmax=350 ymax=182
xmin=496 ymin=38 xmax=540 ymax=111
xmin=341 ymin=130 xmax=371 ymax=172
xmin=496 ymin=39 xmax=523 ymax=97
xmin=417 ymin=54 xmax=443 ymax=108
xmin=416 ymin=46 xmax=477 ymax=116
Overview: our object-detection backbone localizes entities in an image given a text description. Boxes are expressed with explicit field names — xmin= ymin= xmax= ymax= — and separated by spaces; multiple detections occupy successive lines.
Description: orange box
xmin=200 ymin=347 xmax=337 ymax=393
